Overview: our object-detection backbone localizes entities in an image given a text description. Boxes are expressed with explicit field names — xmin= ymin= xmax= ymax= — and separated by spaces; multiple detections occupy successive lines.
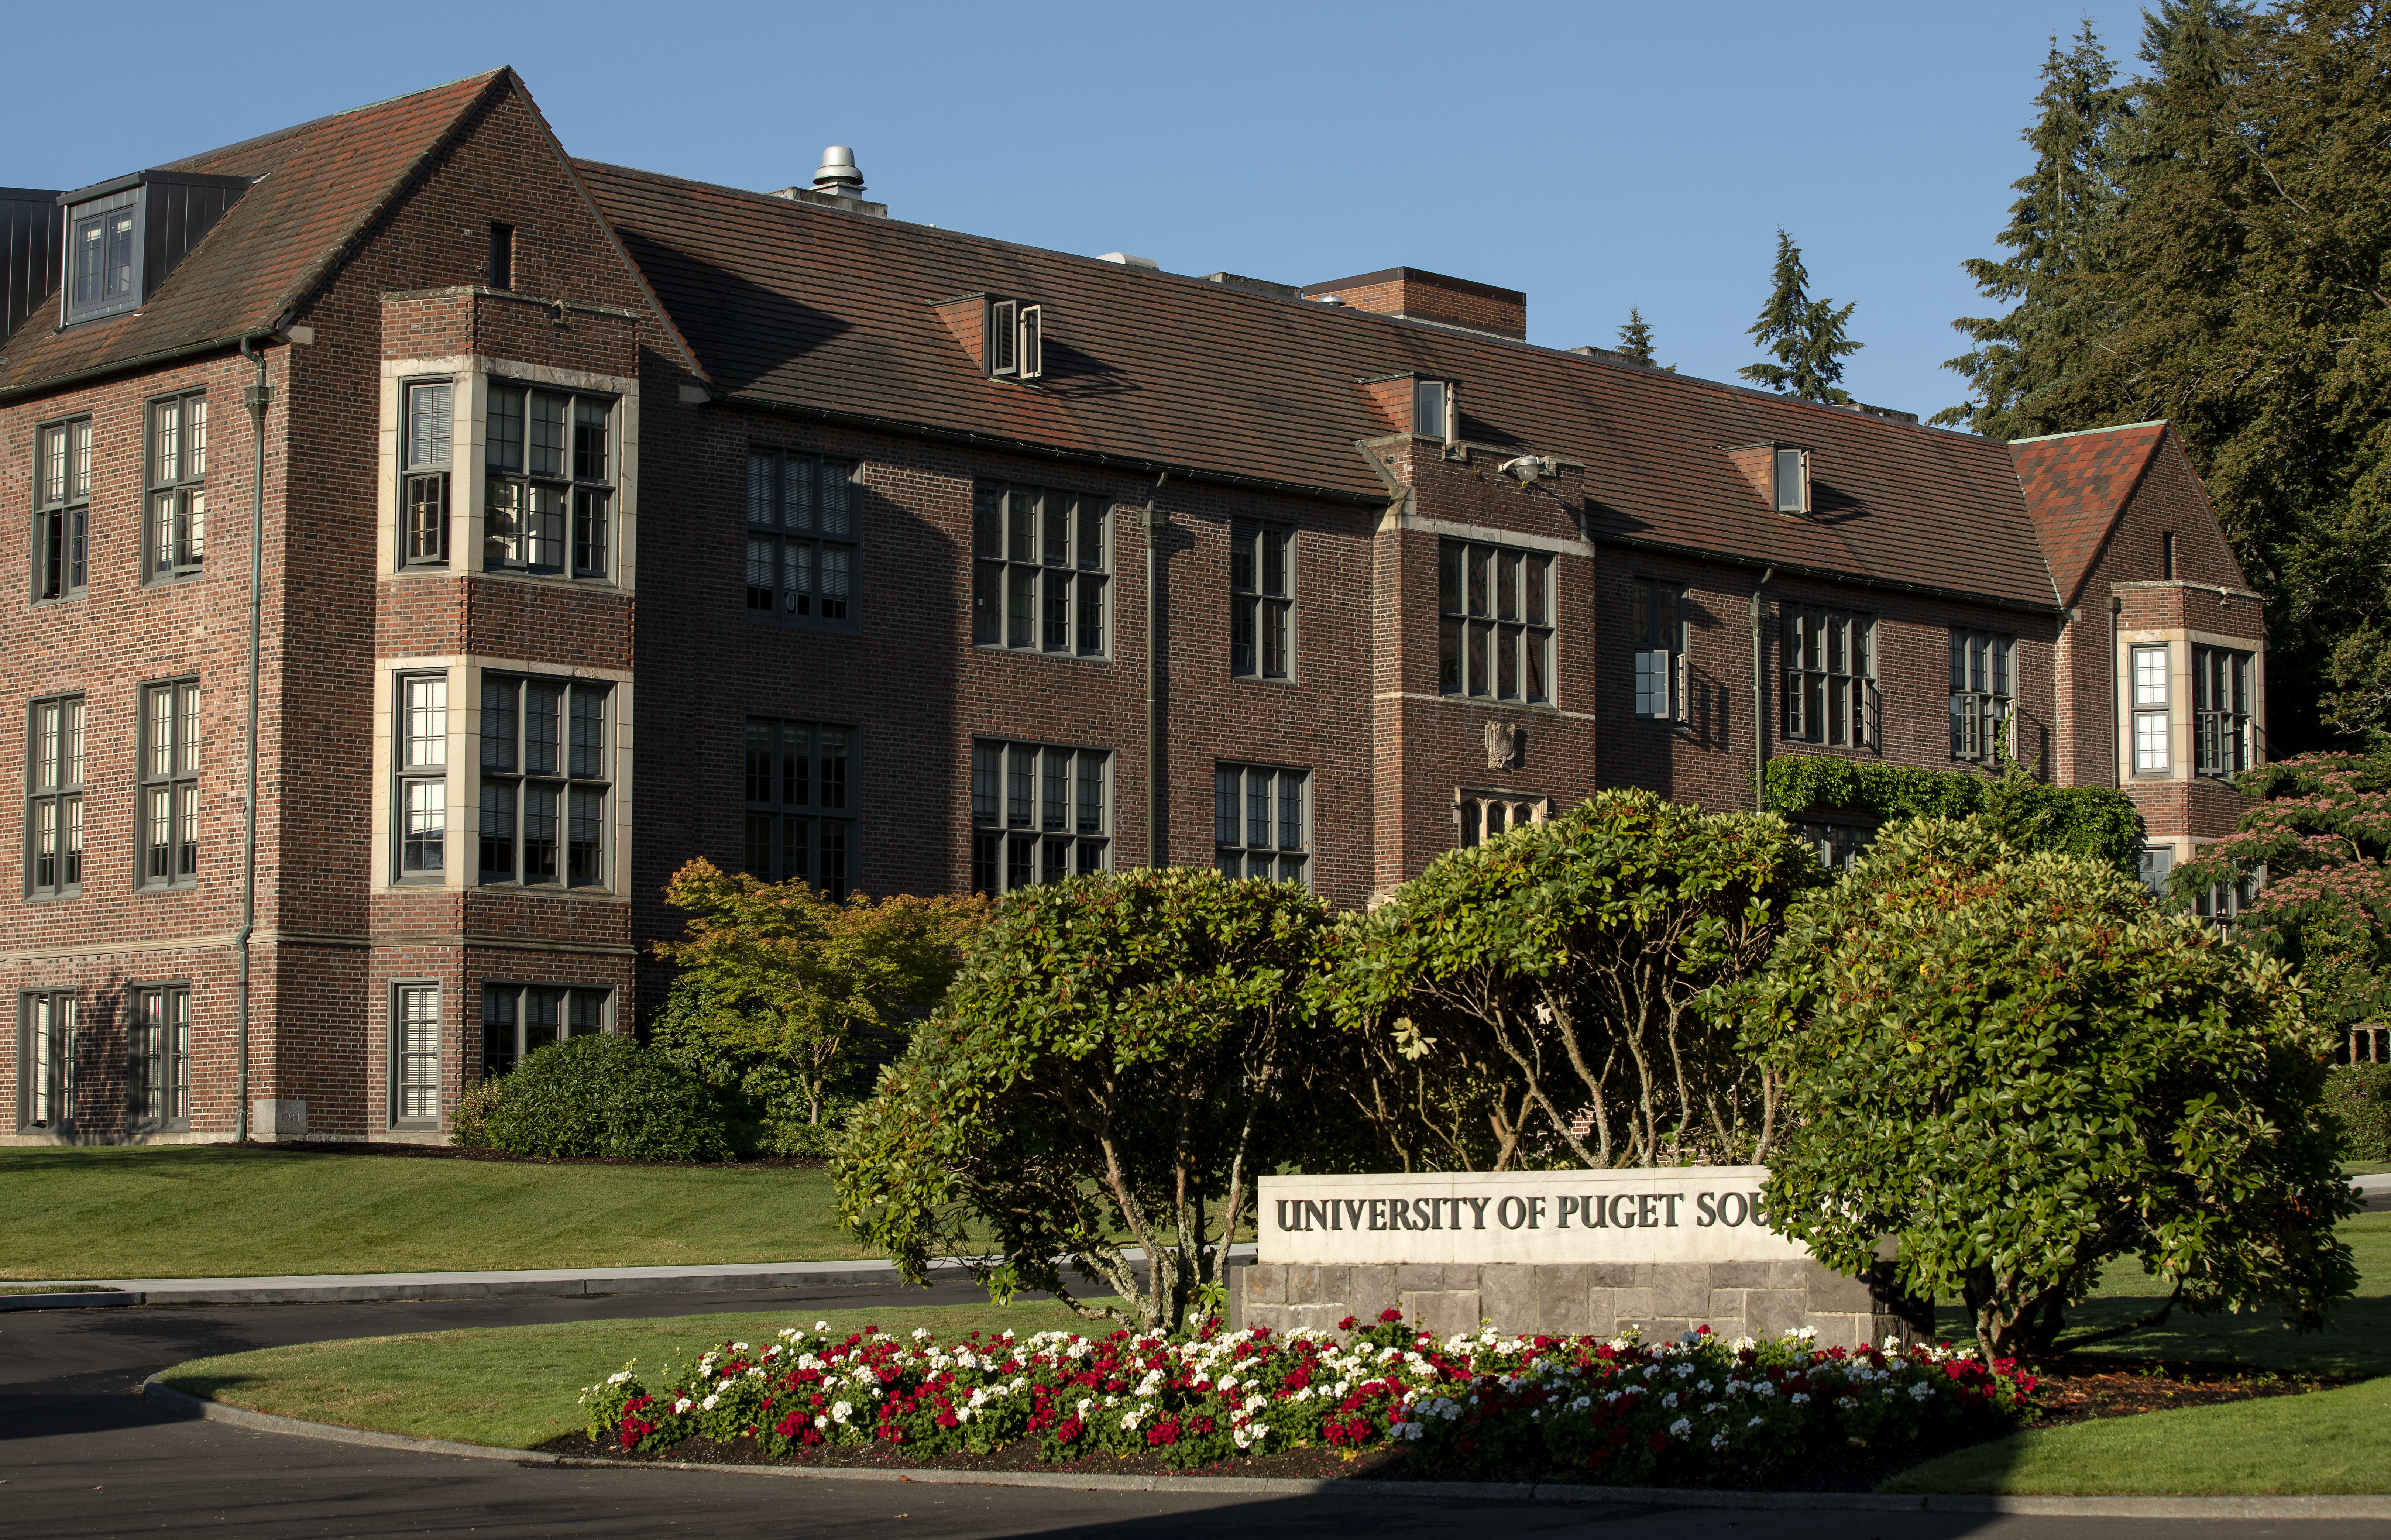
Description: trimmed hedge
xmin=2329 ymin=1063 xmax=2391 ymax=1163
xmin=473 ymin=1034 xmax=739 ymax=1163
xmin=1762 ymin=755 xmax=2143 ymax=873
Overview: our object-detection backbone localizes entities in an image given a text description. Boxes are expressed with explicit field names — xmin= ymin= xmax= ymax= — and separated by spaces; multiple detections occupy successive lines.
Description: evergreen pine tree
xmin=1933 ymin=23 xmax=2129 ymax=434
xmin=1740 ymin=231 xmax=1862 ymax=404
xmin=1617 ymin=309 xmax=1658 ymax=365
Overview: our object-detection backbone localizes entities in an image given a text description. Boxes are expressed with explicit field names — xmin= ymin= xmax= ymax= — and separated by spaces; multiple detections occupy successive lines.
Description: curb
xmin=0 ymin=1290 xmax=136 ymax=1312
xmin=10 ymin=1262 xmax=975 ymax=1309
xmin=138 ymin=1379 xmax=2391 ymax=1519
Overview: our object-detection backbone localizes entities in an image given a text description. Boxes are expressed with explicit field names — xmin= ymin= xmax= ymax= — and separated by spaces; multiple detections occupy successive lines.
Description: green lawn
xmin=158 ymin=1297 xmax=1123 ymax=1450
xmin=0 ymin=1145 xmax=858 ymax=1280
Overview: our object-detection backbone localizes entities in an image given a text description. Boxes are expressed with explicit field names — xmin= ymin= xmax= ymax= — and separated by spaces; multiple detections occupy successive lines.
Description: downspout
xmin=1142 ymin=471 xmax=1171 ymax=867
xmin=2111 ymin=594 xmax=2124 ymax=788
xmin=1749 ymin=568 xmax=1774 ymax=810
xmin=236 ymin=340 xmax=271 ymax=1141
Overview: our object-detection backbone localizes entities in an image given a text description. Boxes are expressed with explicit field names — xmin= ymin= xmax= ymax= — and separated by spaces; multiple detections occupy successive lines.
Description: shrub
xmin=577 ymin=1315 xmax=2032 ymax=1480
xmin=1762 ymin=754 xmax=2143 ymax=873
xmin=2329 ymin=1063 xmax=2391 ymax=1162
xmin=839 ymin=868 xmax=1328 ymax=1332
xmin=482 ymin=1034 xmax=739 ymax=1163
xmin=449 ymin=1075 xmax=508 ymax=1149
xmin=1722 ymin=816 xmax=2359 ymax=1359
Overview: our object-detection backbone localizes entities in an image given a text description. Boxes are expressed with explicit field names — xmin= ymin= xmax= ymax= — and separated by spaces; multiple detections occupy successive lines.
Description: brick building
xmin=0 ymin=72 xmax=2263 ymax=1145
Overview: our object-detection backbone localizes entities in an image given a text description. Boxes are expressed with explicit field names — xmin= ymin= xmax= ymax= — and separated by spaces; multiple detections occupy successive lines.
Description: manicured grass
xmin=158 ymin=1297 xmax=1124 ymax=1449
xmin=0 ymin=1145 xmax=859 ymax=1280
xmin=1883 ymin=1375 xmax=2391 ymax=1495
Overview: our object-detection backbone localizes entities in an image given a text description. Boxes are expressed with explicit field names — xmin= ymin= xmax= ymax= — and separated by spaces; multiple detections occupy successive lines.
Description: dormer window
xmin=986 ymin=299 xmax=1044 ymax=381
xmin=58 ymin=171 xmax=249 ymax=329
xmin=1774 ymin=447 xmax=1810 ymax=514
xmin=1414 ymin=378 xmax=1452 ymax=441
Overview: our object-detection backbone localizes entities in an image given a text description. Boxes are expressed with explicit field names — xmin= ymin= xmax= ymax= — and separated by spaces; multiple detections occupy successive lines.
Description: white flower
xmin=1731 ymin=1336 xmax=1757 ymax=1353
xmin=1667 ymin=1417 xmax=1691 ymax=1438
xmin=731 ymin=1342 xmax=749 ymax=1352
xmin=1907 ymin=1381 xmax=1936 ymax=1402
xmin=1753 ymin=1381 xmax=1777 ymax=1399
xmin=815 ymin=1321 xmax=830 ymax=1330
xmin=913 ymin=1328 xmax=932 ymax=1341
xmin=605 ymin=1370 xmax=632 ymax=1386
xmin=701 ymin=1395 xmax=720 ymax=1411
xmin=671 ymin=1398 xmax=694 ymax=1414
xmin=1661 ymin=1392 xmax=1679 ymax=1410
xmin=1711 ymin=1431 xmax=1730 ymax=1450
xmin=1748 ymin=1415 xmax=1765 ymax=1427
xmin=1790 ymin=1393 xmax=1810 ymax=1406
xmin=814 ymin=1414 xmax=828 ymax=1430
xmin=831 ymin=1401 xmax=854 ymax=1424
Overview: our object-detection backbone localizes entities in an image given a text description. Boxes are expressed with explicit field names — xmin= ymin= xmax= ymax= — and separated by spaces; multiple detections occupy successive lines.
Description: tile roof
xmin=577 ymin=160 xmax=2069 ymax=611
xmin=2007 ymin=422 xmax=2168 ymax=608
xmin=0 ymin=71 xmax=507 ymax=398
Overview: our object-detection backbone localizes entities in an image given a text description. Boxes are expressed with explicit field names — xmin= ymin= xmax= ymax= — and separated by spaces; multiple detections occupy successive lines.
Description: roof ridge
xmin=2006 ymin=419 xmax=2169 ymax=447
xmin=160 ymin=69 xmax=506 ymax=174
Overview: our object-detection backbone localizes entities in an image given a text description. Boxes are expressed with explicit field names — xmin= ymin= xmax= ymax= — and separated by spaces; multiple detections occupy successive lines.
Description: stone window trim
xmin=25 ymin=693 xmax=85 ymax=901
xmin=2130 ymin=642 xmax=2171 ymax=777
xmin=745 ymin=446 xmax=859 ymax=630
xmin=1781 ymin=603 xmax=1877 ymax=752
xmin=128 ymin=980 xmax=192 ymax=1133
xmin=971 ymin=481 xmax=1112 ymax=659
xmin=742 ymin=716 xmax=858 ymax=900
xmin=143 ymin=389 xmax=210 ymax=586
xmin=393 ymin=672 xmax=450 ymax=884
xmin=375 ymin=357 xmax=640 ymax=595
xmin=32 ymin=415 xmax=92 ymax=604
xmin=1631 ymin=577 xmax=1688 ymax=723
xmin=479 ymin=982 xmax=613 ymax=1081
xmin=137 ymin=677 xmax=202 ymax=891
xmin=18 ymin=989 xmax=76 ymax=1134
xmin=391 ymin=980 xmax=442 ymax=1130
xmin=1230 ymin=520 xmax=1296 ymax=682
xmin=370 ymin=657 xmax=635 ymax=900
xmin=1455 ymin=788 xmax=1550 ymax=849
xmin=2193 ymin=644 xmax=2255 ymax=781
xmin=477 ymin=674 xmax=614 ymax=892
xmin=1438 ymin=538 xmax=1555 ymax=705
xmin=969 ymin=739 xmax=1111 ymax=894
xmin=1214 ymin=762 xmax=1310 ymax=887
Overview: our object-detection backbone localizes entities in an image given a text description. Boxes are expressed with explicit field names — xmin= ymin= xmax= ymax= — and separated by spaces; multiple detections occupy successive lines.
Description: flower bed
xmin=578 ymin=1312 xmax=2036 ymax=1485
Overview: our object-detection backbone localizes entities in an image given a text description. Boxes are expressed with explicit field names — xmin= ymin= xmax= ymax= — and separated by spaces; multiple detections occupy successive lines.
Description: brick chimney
xmin=1302 ymin=267 xmax=1525 ymax=340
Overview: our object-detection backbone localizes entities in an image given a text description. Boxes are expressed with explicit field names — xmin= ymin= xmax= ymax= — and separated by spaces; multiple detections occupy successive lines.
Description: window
xmin=2136 ymin=843 xmax=2174 ymax=897
xmin=1631 ymin=579 xmax=1686 ymax=721
xmin=402 ymin=381 xmax=453 ymax=566
xmin=745 ymin=448 xmax=856 ymax=625
xmin=1438 ymin=540 xmax=1552 ymax=702
xmin=480 ymin=983 xmax=610 ymax=1079
xmin=488 ymin=223 xmax=515 ymax=289
xmin=396 ymin=674 xmax=449 ymax=879
xmin=1782 ymin=605 xmax=1875 ymax=748
xmin=2194 ymin=646 xmax=2253 ymax=780
xmin=2131 ymin=644 xmax=2170 ymax=775
xmin=1456 ymin=790 xmax=1548 ymax=848
xmin=478 ymin=676 xmax=610 ymax=888
xmin=985 ymin=299 xmax=1043 ymax=381
xmin=972 ymin=482 xmax=1109 ymax=655
xmin=1773 ymin=447 xmax=1810 ymax=514
xmin=2193 ymin=867 xmax=2262 ymax=924
xmin=146 ymin=391 xmax=209 ymax=582
xmin=20 ymin=991 xmax=74 ymax=1131
xmin=1949 ymin=629 xmax=2014 ymax=762
xmin=392 ymin=983 xmax=441 ymax=1127
xmin=139 ymin=680 xmax=201 ymax=888
xmin=33 ymin=417 xmax=91 ymax=602
xmin=486 ymin=383 xmax=614 ymax=578
xmin=1794 ymin=818 xmax=1874 ymax=870
xmin=1230 ymin=521 xmax=1293 ymax=679
xmin=1214 ymin=763 xmax=1308 ymax=885
xmin=2162 ymin=531 xmax=2177 ymax=581
xmin=970 ymin=740 xmax=1109 ymax=893
xmin=1414 ymin=378 xmax=1452 ymax=441
xmin=26 ymin=695 xmax=84 ymax=899
xmin=65 ymin=189 xmax=140 ymax=326
xmin=129 ymin=984 xmax=190 ymax=1131
xmin=742 ymin=717 xmax=855 ymax=899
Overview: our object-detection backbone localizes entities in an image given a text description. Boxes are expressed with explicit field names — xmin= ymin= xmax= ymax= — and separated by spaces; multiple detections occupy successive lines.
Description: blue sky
xmin=6 ymin=1 xmax=2158 ymax=424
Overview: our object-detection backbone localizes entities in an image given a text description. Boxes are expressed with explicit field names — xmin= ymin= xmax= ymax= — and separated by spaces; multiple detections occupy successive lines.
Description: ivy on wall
xmin=1761 ymin=754 xmax=2144 ymax=874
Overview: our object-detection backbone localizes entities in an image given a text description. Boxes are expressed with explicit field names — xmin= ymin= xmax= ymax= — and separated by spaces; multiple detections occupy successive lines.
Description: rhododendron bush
xmin=578 ymin=1312 xmax=2034 ymax=1482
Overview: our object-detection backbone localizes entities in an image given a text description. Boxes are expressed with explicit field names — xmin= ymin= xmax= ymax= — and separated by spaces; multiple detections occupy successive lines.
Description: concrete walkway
xmin=1 ymin=1244 xmax=1251 ymax=1310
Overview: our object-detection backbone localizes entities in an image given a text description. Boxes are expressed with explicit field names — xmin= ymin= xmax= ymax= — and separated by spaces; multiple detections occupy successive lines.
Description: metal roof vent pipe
xmin=814 ymin=145 xmax=865 ymax=197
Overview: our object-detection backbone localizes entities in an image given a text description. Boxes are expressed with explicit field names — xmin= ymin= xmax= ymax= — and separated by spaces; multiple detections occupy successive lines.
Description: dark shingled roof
xmin=0 ymin=71 xmax=505 ymax=396
xmin=577 ymin=158 xmax=2070 ymax=612
xmin=2008 ymin=422 xmax=2169 ymax=608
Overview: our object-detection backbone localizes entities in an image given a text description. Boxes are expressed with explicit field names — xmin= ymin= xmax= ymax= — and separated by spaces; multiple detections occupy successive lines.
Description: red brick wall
xmin=1305 ymin=270 xmax=1528 ymax=340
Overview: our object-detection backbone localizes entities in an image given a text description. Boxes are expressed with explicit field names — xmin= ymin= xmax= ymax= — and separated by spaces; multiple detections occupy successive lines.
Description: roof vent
xmin=813 ymin=145 xmax=864 ymax=197
xmin=1202 ymin=272 xmax=1301 ymax=300
xmin=1096 ymin=252 xmax=1159 ymax=271
xmin=1834 ymin=401 xmax=1920 ymax=426
xmin=1567 ymin=344 xmax=1656 ymax=370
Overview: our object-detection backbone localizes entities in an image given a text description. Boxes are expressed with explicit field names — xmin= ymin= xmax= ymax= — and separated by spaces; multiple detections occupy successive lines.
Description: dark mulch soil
xmin=248 ymin=1141 xmax=825 ymax=1171
xmin=535 ymin=1357 xmax=2349 ymax=1492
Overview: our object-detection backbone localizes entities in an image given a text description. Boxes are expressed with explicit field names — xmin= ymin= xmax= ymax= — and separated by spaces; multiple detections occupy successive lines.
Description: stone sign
xmin=1234 ymin=1166 xmax=1911 ymax=1350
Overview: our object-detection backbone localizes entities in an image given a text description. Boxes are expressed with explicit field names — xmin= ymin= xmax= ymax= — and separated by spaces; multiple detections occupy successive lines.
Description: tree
xmin=1740 ymin=230 xmax=1863 ymax=404
xmin=1320 ymin=790 xmax=1824 ymax=1171
xmin=1616 ymin=308 xmax=1659 ymax=367
xmin=652 ymin=859 xmax=988 ymax=1130
xmin=837 ymin=869 xmax=1328 ymax=1332
xmin=1933 ymin=22 xmax=2130 ymax=434
xmin=2173 ymin=750 xmax=2391 ymax=1031
xmin=1726 ymin=817 xmax=2357 ymax=1360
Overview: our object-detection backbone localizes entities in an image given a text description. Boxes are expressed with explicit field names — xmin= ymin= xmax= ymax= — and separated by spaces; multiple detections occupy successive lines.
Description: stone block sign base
xmin=1233 ymin=1260 xmax=1912 ymax=1351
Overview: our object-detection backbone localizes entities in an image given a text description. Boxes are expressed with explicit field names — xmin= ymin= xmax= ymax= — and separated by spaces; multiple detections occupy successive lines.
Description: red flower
xmin=1648 ymin=1431 xmax=1670 ymax=1451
